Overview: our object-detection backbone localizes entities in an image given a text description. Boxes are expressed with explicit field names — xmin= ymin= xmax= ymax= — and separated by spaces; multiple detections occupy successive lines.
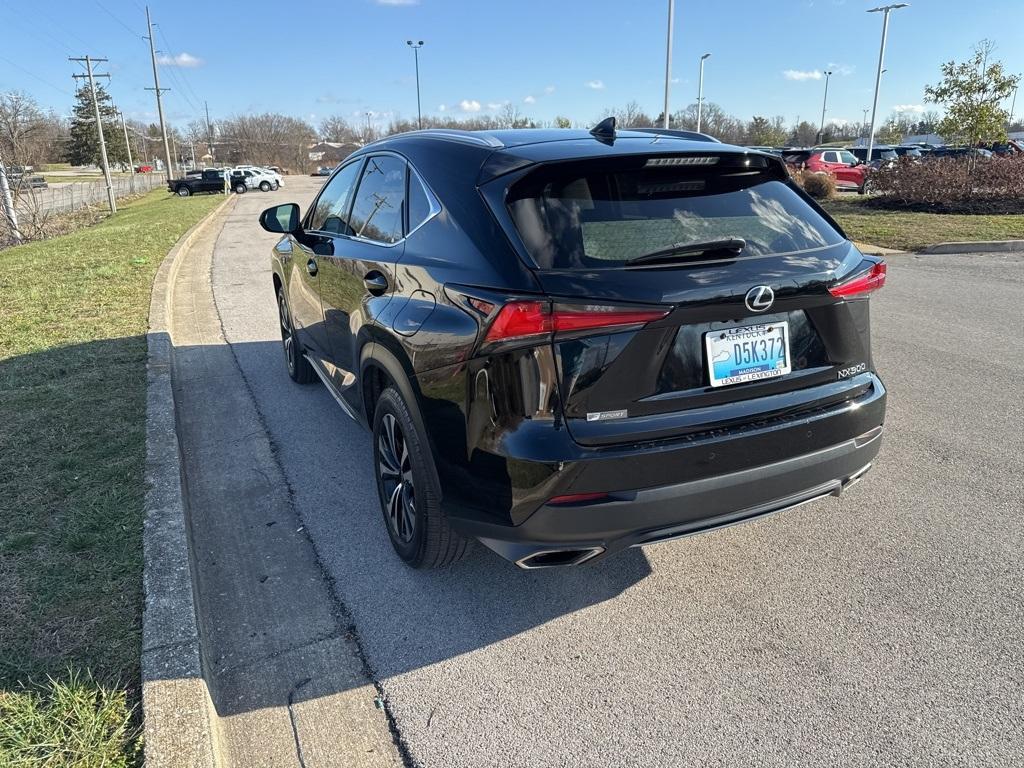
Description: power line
xmin=93 ymin=0 xmax=143 ymax=37
xmin=0 ymin=53 xmax=73 ymax=96
xmin=156 ymin=25 xmax=203 ymax=110
xmin=70 ymin=55 xmax=117 ymax=213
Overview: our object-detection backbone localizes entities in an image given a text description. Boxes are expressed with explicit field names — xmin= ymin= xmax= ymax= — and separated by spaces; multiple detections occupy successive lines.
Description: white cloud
xmin=585 ymin=79 xmax=605 ymax=90
xmin=893 ymin=104 xmax=926 ymax=114
xmin=544 ymin=85 xmax=556 ymax=94
xmin=438 ymin=104 xmax=447 ymax=112
xmin=459 ymin=99 xmax=481 ymax=112
xmin=826 ymin=117 xmax=850 ymax=126
xmin=523 ymin=95 xmax=536 ymax=104
xmin=486 ymin=101 xmax=508 ymax=110
xmin=783 ymin=69 xmax=822 ymax=81
xmin=827 ymin=62 xmax=855 ymax=76
xmin=157 ymin=52 xmax=202 ymax=68
xmin=375 ymin=0 xmax=418 ymax=4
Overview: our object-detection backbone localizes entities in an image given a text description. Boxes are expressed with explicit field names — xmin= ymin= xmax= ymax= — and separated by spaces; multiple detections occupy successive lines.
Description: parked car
xmin=780 ymin=148 xmax=815 ymax=169
xmin=848 ymin=146 xmax=898 ymax=164
xmin=892 ymin=146 xmax=923 ymax=158
xmin=135 ymin=164 xmax=154 ymax=173
xmin=804 ymin=149 xmax=868 ymax=191
xmin=168 ymin=169 xmax=225 ymax=196
xmin=260 ymin=124 xmax=887 ymax=569
xmin=312 ymin=166 xmax=334 ymax=177
xmin=228 ymin=169 xmax=259 ymax=193
xmin=10 ymin=174 xmax=48 ymax=190
xmin=230 ymin=166 xmax=279 ymax=191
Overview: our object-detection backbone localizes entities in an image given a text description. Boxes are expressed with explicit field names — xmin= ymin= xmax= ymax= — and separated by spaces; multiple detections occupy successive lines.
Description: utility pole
xmin=70 ymin=55 xmax=116 ymax=214
xmin=145 ymin=6 xmax=174 ymax=181
xmin=0 ymin=155 xmax=22 ymax=244
xmin=866 ymin=4 xmax=909 ymax=170
xmin=205 ymin=100 xmax=215 ymax=165
xmin=697 ymin=53 xmax=711 ymax=133
xmin=661 ymin=0 xmax=675 ymax=128
xmin=817 ymin=70 xmax=834 ymax=144
xmin=406 ymin=41 xmax=424 ymax=130
xmin=119 ymin=111 xmax=135 ymax=193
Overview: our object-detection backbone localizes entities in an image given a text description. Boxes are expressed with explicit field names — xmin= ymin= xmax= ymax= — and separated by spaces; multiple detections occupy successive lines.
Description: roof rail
xmin=396 ymin=129 xmax=505 ymax=148
xmin=632 ymin=128 xmax=721 ymax=143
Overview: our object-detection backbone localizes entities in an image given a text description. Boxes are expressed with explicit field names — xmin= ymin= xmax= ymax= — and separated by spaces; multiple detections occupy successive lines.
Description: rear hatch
xmin=489 ymin=151 xmax=880 ymax=446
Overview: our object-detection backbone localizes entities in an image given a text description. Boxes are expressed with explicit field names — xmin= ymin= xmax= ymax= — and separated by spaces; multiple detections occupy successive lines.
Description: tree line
xmin=2 ymin=41 xmax=1019 ymax=173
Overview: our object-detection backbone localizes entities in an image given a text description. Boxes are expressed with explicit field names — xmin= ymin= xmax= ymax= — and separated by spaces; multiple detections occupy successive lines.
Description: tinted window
xmin=407 ymin=169 xmax=433 ymax=232
xmin=309 ymin=160 xmax=362 ymax=234
xmin=506 ymin=155 xmax=843 ymax=270
xmin=838 ymin=151 xmax=857 ymax=164
xmin=822 ymin=152 xmax=839 ymax=163
xmin=349 ymin=155 xmax=406 ymax=244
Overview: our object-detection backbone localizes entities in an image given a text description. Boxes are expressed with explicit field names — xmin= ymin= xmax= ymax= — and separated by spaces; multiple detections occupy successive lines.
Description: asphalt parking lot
xmin=201 ymin=176 xmax=1023 ymax=766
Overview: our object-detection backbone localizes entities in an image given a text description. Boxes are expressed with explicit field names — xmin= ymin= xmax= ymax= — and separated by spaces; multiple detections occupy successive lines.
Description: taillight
xmin=829 ymin=262 xmax=886 ymax=298
xmin=483 ymin=301 xmax=669 ymax=343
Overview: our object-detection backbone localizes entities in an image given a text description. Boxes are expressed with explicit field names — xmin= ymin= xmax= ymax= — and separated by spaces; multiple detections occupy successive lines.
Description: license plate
xmin=705 ymin=321 xmax=791 ymax=388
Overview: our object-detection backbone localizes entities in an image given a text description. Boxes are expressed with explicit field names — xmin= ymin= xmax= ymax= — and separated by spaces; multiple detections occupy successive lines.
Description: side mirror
xmin=260 ymin=203 xmax=300 ymax=234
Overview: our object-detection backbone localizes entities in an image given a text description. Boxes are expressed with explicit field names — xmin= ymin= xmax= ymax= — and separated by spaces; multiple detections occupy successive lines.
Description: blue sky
xmin=1 ymin=0 xmax=1021 ymax=132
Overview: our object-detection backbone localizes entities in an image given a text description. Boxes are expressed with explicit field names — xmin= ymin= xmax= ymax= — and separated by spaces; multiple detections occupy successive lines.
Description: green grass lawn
xmin=824 ymin=197 xmax=1024 ymax=251
xmin=0 ymin=190 xmax=223 ymax=766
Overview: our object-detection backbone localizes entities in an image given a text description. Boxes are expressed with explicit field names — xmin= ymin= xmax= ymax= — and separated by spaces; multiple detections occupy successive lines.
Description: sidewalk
xmin=158 ymin=205 xmax=401 ymax=766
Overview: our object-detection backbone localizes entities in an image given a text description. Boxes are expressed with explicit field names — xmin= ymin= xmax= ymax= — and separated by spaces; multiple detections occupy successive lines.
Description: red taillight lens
xmin=484 ymin=300 xmax=551 ymax=341
xmin=483 ymin=301 xmax=668 ymax=343
xmin=829 ymin=262 xmax=887 ymax=298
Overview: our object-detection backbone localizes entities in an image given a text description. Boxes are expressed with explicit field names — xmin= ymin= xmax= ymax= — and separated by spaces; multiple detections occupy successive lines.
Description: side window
xmin=349 ymin=155 xmax=406 ymax=244
xmin=838 ymin=151 xmax=857 ymax=164
xmin=822 ymin=151 xmax=838 ymax=163
xmin=309 ymin=160 xmax=362 ymax=234
xmin=407 ymin=167 xmax=434 ymax=233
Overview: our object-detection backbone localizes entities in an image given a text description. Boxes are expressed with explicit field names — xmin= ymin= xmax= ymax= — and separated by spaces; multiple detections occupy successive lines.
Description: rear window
xmin=506 ymin=155 xmax=843 ymax=270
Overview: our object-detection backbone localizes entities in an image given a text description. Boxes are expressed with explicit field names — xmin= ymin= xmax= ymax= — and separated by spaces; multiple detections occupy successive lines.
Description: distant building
xmin=307 ymin=141 xmax=360 ymax=165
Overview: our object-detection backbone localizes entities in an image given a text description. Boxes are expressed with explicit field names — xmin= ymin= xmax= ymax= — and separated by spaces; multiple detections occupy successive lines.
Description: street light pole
xmin=866 ymin=4 xmax=909 ymax=166
xmin=697 ymin=53 xmax=711 ymax=133
xmin=817 ymin=70 xmax=833 ymax=144
xmin=406 ymin=40 xmax=424 ymax=130
xmin=662 ymin=0 xmax=674 ymax=128
xmin=1010 ymin=85 xmax=1018 ymax=127
xmin=862 ymin=108 xmax=870 ymax=137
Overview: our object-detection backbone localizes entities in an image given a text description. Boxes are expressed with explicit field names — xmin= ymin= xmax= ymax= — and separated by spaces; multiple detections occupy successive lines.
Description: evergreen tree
xmin=64 ymin=83 xmax=129 ymax=168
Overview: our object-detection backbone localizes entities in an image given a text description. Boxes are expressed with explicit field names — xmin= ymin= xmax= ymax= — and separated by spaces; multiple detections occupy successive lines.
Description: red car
xmin=134 ymin=164 xmax=154 ymax=173
xmin=804 ymin=149 xmax=867 ymax=191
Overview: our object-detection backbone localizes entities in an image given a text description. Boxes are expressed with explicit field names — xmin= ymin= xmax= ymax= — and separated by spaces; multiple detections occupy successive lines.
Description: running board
xmin=304 ymin=354 xmax=361 ymax=424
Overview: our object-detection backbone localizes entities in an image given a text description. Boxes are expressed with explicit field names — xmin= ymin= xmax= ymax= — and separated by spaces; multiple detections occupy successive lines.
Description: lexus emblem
xmin=745 ymin=285 xmax=775 ymax=313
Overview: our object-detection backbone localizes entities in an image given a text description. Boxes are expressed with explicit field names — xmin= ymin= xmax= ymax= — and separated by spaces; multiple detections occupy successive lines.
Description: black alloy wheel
xmin=277 ymin=289 xmax=314 ymax=383
xmin=377 ymin=412 xmax=416 ymax=544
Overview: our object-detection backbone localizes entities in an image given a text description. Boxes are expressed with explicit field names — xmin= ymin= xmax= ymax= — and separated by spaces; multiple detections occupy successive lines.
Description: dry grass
xmin=824 ymin=197 xmax=1024 ymax=251
xmin=0 ymin=190 xmax=223 ymax=766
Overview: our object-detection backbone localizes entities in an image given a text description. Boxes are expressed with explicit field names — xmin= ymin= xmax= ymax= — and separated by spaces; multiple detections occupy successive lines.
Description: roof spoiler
xmin=632 ymin=127 xmax=721 ymax=143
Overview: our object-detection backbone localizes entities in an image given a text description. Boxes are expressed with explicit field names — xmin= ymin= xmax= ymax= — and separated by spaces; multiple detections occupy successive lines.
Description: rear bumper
xmin=440 ymin=373 xmax=886 ymax=567
xmin=463 ymin=424 xmax=882 ymax=568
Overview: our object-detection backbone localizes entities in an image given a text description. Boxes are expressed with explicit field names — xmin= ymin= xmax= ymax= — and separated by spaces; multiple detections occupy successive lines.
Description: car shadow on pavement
xmin=168 ymin=337 xmax=653 ymax=720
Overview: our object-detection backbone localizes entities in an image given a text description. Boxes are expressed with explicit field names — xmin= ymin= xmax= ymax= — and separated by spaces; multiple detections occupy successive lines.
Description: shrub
xmin=868 ymin=155 xmax=1024 ymax=213
xmin=800 ymin=171 xmax=837 ymax=200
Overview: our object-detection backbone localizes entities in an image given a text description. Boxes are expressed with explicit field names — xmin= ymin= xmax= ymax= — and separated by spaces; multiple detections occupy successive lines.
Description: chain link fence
xmin=1 ymin=172 xmax=169 ymax=247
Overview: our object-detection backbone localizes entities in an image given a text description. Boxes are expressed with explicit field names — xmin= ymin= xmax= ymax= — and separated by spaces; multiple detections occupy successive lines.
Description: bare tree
xmin=0 ymin=91 xmax=63 ymax=167
xmin=217 ymin=113 xmax=318 ymax=173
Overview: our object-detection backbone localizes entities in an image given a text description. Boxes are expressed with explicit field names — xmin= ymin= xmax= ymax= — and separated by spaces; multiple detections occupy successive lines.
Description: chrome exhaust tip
xmin=515 ymin=547 xmax=605 ymax=569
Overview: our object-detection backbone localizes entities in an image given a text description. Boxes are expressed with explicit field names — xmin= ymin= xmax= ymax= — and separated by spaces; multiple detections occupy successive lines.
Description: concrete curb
xmin=918 ymin=240 xmax=1024 ymax=254
xmin=142 ymin=193 xmax=236 ymax=768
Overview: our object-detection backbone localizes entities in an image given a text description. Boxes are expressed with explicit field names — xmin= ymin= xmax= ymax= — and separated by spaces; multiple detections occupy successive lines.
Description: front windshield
xmin=506 ymin=156 xmax=844 ymax=270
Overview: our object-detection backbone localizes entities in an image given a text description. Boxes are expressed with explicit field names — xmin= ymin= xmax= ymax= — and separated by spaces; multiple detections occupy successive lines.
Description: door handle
xmin=363 ymin=271 xmax=389 ymax=296
xmin=306 ymin=258 xmax=318 ymax=277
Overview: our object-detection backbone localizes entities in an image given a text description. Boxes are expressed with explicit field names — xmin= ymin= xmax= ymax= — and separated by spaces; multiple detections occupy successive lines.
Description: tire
xmin=234 ymin=183 xmax=247 ymax=194
xmin=373 ymin=387 xmax=470 ymax=569
xmin=272 ymin=181 xmax=280 ymax=190
xmin=277 ymin=289 xmax=316 ymax=384
xmin=259 ymin=180 xmax=271 ymax=192
xmin=176 ymin=186 xmax=191 ymax=196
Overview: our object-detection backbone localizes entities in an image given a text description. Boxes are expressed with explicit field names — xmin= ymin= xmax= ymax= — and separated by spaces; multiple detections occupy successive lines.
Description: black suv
xmin=260 ymin=123 xmax=887 ymax=569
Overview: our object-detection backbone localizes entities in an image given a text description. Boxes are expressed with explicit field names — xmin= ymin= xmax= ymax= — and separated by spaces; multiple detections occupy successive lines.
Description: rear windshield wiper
xmin=624 ymin=237 xmax=746 ymax=267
